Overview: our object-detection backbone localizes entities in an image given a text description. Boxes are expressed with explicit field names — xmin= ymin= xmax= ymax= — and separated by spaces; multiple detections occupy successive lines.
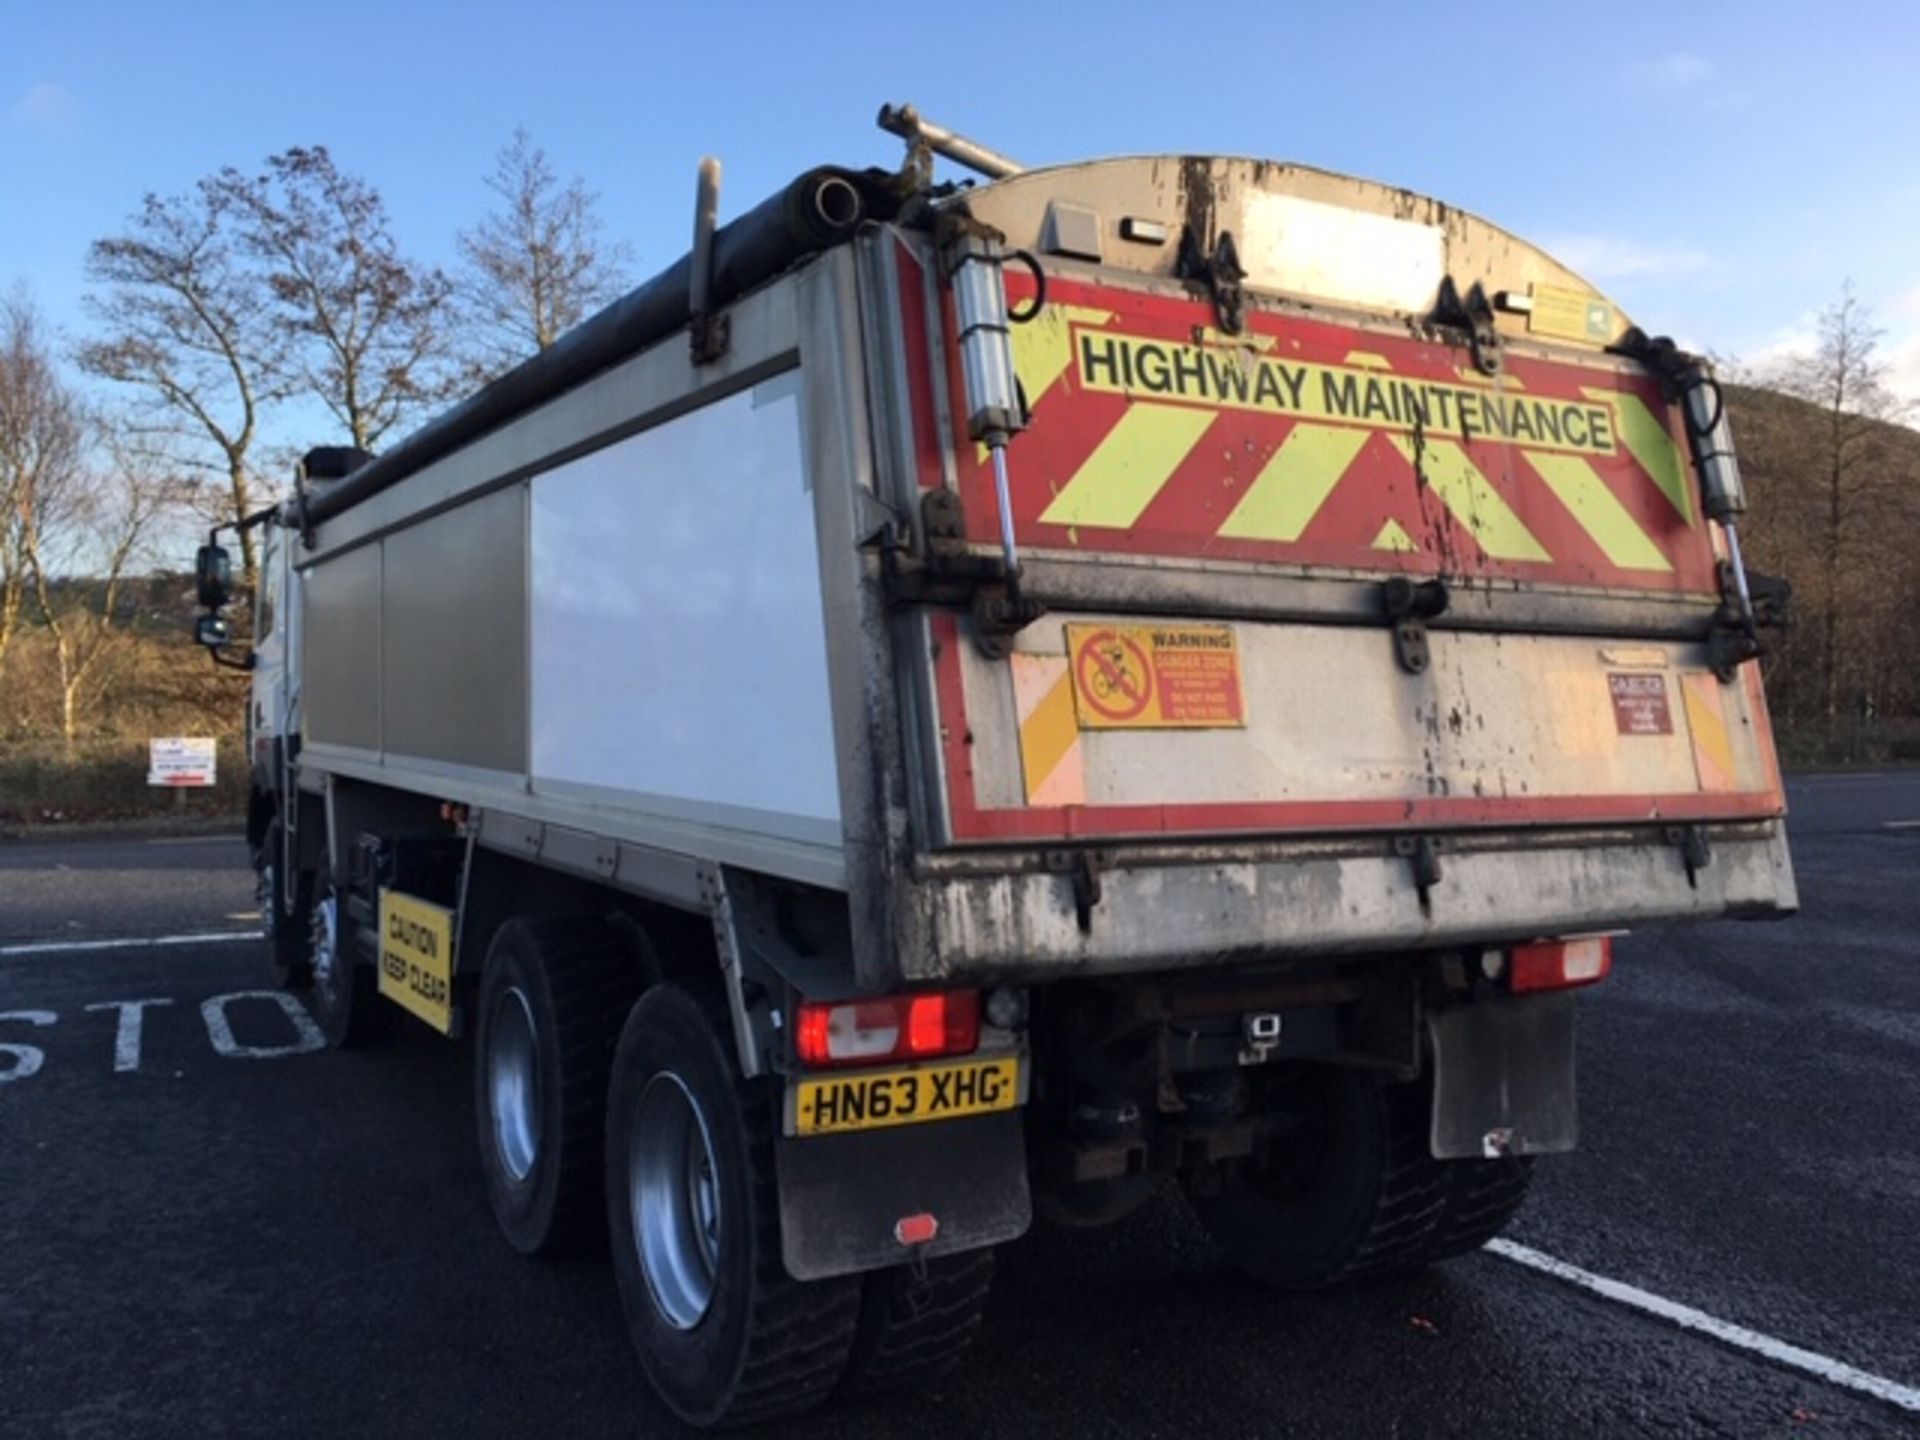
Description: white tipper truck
xmin=190 ymin=107 xmax=1796 ymax=1427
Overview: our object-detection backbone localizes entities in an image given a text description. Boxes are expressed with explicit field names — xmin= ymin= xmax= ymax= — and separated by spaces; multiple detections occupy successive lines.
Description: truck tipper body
xmin=193 ymin=109 xmax=1795 ymax=1427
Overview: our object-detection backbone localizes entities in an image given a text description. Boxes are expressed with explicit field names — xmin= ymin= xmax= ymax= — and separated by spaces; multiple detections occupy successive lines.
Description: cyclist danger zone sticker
xmin=1066 ymin=623 xmax=1247 ymax=730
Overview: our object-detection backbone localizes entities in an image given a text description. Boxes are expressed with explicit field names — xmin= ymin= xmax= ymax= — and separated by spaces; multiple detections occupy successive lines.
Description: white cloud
xmin=1741 ymin=329 xmax=1817 ymax=375
xmin=1884 ymin=331 xmax=1920 ymax=407
xmin=1543 ymin=234 xmax=1711 ymax=281
xmin=1635 ymin=52 xmax=1713 ymax=90
xmin=1892 ymin=284 xmax=1920 ymax=323
xmin=8 ymin=82 xmax=79 ymax=131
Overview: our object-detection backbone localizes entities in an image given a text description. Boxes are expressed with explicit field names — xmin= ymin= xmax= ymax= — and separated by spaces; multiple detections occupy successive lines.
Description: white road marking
xmin=83 ymin=998 xmax=175 ymax=1072
xmin=0 ymin=1009 xmax=57 ymax=1083
xmin=1489 ymin=1239 xmax=1920 ymax=1415
xmin=200 ymin=990 xmax=325 ymax=1059
xmin=0 ymin=930 xmax=263 ymax=958
xmin=1882 ymin=819 xmax=1920 ymax=830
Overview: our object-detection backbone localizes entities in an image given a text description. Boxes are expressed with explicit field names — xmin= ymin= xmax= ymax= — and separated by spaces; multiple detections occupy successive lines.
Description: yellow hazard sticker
xmin=1529 ymin=283 xmax=1615 ymax=345
xmin=1066 ymin=623 xmax=1246 ymax=730
xmin=377 ymin=889 xmax=455 ymax=1034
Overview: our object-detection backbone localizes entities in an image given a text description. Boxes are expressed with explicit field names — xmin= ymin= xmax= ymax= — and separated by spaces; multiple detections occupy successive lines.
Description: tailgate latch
xmin=1392 ymin=834 xmax=1446 ymax=911
xmin=1381 ymin=577 xmax=1450 ymax=675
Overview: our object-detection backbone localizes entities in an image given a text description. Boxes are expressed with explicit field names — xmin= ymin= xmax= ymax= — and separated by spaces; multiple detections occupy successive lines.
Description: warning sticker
xmin=1066 ymin=624 xmax=1246 ymax=730
xmin=377 ymin=888 xmax=456 ymax=1034
xmin=1608 ymin=672 xmax=1673 ymax=736
xmin=1529 ymin=282 xmax=1615 ymax=345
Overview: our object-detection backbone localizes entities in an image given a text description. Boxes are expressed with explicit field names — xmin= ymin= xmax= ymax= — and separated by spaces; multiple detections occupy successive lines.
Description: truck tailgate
xmin=891 ymin=250 xmax=1784 ymax=849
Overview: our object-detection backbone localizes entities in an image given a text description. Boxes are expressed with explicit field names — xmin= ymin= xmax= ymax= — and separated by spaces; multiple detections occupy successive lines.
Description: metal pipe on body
xmin=300 ymin=166 xmax=892 ymax=526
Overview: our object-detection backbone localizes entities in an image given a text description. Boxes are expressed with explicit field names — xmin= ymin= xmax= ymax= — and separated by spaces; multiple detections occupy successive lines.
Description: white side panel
xmin=530 ymin=374 xmax=841 ymax=843
xmin=1240 ymin=191 xmax=1445 ymax=315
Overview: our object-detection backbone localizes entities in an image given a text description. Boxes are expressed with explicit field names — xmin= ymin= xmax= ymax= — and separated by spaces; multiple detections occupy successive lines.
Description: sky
xmin=5 ymin=0 xmax=1920 ymax=448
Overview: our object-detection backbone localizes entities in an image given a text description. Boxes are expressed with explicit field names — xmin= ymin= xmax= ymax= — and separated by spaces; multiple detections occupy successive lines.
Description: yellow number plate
xmin=792 ymin=1056 xmax=1022 ymax=1137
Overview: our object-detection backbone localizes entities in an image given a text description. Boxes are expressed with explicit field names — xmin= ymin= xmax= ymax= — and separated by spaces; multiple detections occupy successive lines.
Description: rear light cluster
xmin=1507 ymin=935 xmax=1614 ymax=993
xmin=794 ymin=990 xmax=980 ymax=1068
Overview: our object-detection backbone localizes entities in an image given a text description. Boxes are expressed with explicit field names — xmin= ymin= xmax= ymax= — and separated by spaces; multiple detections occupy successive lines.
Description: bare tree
xmin=3 ymin=297 xmax=182 ymax=748
xmin=223 ymin=146 xmax=456 ymax=452
xmin=1773 ymin=286 xmax=1912 ymax=719
xmin=81 ymin=185 xmax=283 ymax=588
xmin=0 ymin=288 xmax=85 ymax=670
xmin=456 ymin=130 xmax=632 ymax=383
xmin=21 ymin=434 xmax=183 ymax=752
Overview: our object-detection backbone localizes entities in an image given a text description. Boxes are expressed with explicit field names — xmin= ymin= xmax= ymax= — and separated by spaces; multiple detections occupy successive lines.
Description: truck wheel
xmin=305 ymin=883 xmax=381 ymax=1050
xmin=605 ymin=983 xmax=860 ymax=1429
xmin=1423 ymin=1156 xmax=1534 ymax=1262
xmin=474 ymin=918 xmax=639 ymax=1256
xmin=1185 ymin=1067 xmax=1446 ymax=1289
xmin=839 ymin=1249 xmax=995 ymax=1396
xmin=260 ymin=819 xmax=312 ymax=991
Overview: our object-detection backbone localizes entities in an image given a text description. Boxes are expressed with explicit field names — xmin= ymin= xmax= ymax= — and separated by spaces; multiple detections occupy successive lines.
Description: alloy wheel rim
xmin=309 ymin=894 xmax=340 ymax=1006
xmin=486 ymin=986 xmax=542 ymax=1183
xmin=631 ymin=1072 xmax=721 ymax=1330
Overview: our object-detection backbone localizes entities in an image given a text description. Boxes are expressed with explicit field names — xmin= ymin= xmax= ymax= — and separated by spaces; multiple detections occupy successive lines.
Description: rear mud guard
xmin=1426 ymin=993 xmax=1578 ymax=1160
xmin=775 ymin=1111 xmax=1031 ymax=1281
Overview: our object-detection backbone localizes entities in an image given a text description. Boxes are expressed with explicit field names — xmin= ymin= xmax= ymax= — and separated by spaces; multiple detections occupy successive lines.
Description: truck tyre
xmin=305 ymin=882 xmax=382 ymax=1050
xmin=474 ymin=918 xmax=639 ymax=1257
xmin=260 ymin=819 xmax=312 ymax=991
xmin=1186 ymin=1067 xmax=1447 ymax=1288
xmin=838 ymin=1249 xmax=995 ymax=1396
xmin=1423 ymin=1156 xmax=1534 ymax=1262
xmin=605 ymin=983 xmax=860 ymax=1429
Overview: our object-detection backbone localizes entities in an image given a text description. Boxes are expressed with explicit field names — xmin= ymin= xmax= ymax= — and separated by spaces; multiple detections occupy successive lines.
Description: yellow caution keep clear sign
xmin=377 ymin=889 xmax=455 ymax=1033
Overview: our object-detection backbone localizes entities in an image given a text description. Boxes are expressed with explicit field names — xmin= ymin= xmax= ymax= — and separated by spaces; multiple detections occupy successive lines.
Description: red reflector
xmin=794 ymin=990 xmax=981 ymax=1068
xmin=894 ymin=1212 xmax=940 ymax=1246
xmin=1509 ymin=936 xmax=1613 ymax=994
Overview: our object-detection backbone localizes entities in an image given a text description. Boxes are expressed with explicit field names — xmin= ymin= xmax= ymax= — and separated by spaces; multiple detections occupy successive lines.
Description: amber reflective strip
xmin=1682 ymin=673 xmax=1738 ymax=793
xmin=1218 ymin=424 xmax=1371 ymax=542
xmin=1011 ymin=654 xmax=1084 ymax=806
xmin=1038 ymin=403 xmax=1216 ymax=531
xmin=1526 ymin=453 xmax=1673 ymax=571
xmin=1388 ymin=437 xmax=1550 ymax=561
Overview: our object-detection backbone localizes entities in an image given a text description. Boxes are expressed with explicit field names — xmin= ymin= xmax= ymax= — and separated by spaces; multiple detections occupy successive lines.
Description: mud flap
xmin=1426 ymin=993 xmax=1578 ymax=1160
xmin=773 ymin=1111 xmax=1032 ymax=1281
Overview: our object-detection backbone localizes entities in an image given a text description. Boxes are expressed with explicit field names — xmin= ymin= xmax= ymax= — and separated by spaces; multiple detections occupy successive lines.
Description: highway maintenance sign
xmin=951 ymin=272 xmax=1716 ymax=596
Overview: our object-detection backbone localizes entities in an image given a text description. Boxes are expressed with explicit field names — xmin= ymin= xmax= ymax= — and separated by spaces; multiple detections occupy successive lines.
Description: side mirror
xmin=194 ymin=614 xmax=232 ymax=648
xmin=196 ymin=544 xmax=234 ymax=609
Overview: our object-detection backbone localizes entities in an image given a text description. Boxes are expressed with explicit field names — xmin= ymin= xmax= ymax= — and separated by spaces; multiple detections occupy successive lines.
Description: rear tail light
xmin=795 ymin=991 xmax=980 ymax=1068
xmin=1508 ymin=936 xmax=1614 ymax=994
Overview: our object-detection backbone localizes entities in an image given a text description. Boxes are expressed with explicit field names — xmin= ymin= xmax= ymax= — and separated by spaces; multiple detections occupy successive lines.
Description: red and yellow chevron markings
xmin=981 ymin=277 xmax=1707 ymax=591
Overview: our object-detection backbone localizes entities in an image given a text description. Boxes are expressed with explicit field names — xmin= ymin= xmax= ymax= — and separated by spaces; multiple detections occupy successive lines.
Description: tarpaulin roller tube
xmin=299 ymin=166 xmax=894 ymax=526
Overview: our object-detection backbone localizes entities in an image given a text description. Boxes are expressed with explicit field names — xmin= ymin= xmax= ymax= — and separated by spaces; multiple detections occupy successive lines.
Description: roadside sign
xmin=148 ymin=737 xmax=218 ymax=788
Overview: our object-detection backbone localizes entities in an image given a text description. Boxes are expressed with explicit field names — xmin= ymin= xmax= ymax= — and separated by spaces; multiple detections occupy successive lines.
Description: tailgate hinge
xmin=1708 ymin=561 xmax=1791 ymax=682
xmin=882 ymin=488 xmax=1046 ymax=658
xmin=1431 ymin=276 xmax=1502 ymax=377
xmin=1381 ymin=577 xmax=1450 ymax=675
xmin=1392 ymin=834 xmax=1446 ymax=912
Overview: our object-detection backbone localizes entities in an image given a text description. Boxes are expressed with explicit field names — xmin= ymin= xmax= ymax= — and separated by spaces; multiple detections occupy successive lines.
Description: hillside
xmin=1724 ymin=382 xmax=1920 ymax=759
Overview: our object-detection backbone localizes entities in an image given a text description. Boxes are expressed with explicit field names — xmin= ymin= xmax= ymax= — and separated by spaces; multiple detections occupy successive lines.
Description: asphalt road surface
xmin=2 ymin=778 xmax=1916 ymax=1438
